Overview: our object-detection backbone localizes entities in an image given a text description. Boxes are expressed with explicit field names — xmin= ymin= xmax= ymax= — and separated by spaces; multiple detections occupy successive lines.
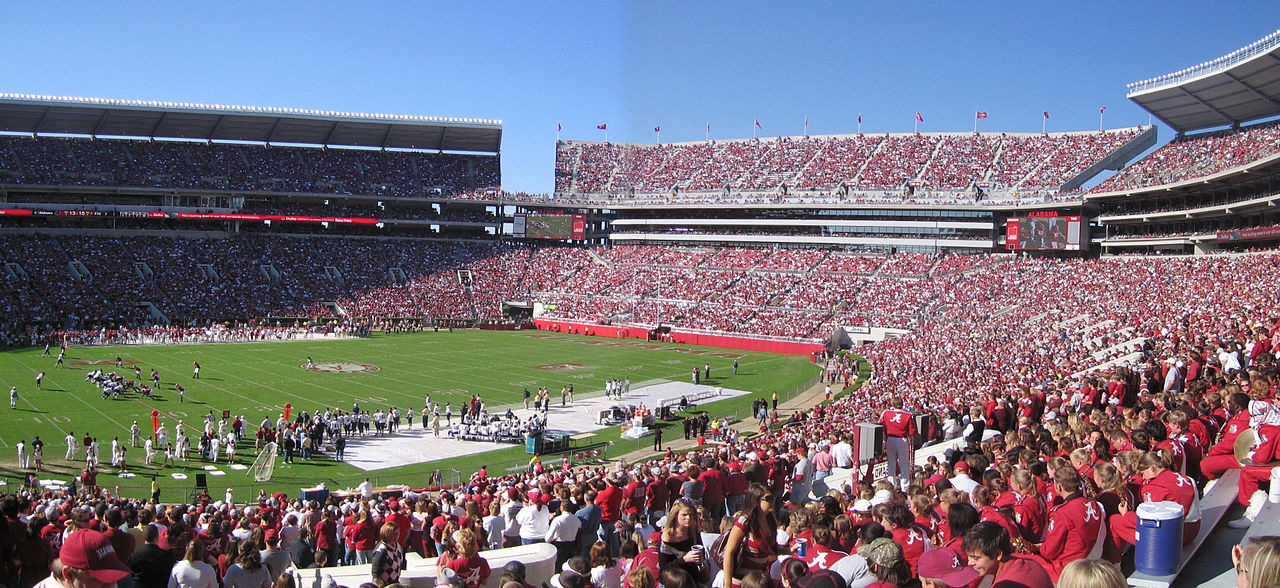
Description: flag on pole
xmin=654 ymin=126 xmax=660 ymax=133
xmin=706 ymin=123 xmax=710 ymax=133
xmin=754 ymin=119 xmax=761 ymax=128
xmin=1099 ymin=106 xmax=1107 ymax=114
xmin=975 ymin=112 xmax=988 ymax=119
xmin=596 ymin=124 xmax=607 ymax=130
xmin=915 ymin=112 xmax=924 ymax=122
xmin=1043 ymin=111 xmax=1049 ymax=119
xmin=804 ymin=115 xmax=809 ymax=132
xmin=557 ymin=122 xmax=562 ymax=132
xmin=857 ymin=114 xmax=862 ymax=124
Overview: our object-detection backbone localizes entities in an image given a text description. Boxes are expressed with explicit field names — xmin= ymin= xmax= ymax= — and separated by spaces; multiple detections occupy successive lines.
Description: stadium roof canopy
xmin=0 ymin=93 xmax=502 ymax=153
xmin=1127 ymin=30 xmax=1280 ymax=134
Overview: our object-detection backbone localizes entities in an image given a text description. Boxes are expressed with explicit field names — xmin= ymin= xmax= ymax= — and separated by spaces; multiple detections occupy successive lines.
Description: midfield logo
xmin=302 ymin=362 xmax=381 ymax=374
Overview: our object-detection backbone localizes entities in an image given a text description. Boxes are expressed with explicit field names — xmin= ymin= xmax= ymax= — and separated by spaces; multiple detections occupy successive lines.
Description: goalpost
xmin=249 ymin=442 xmax=278 ymax=482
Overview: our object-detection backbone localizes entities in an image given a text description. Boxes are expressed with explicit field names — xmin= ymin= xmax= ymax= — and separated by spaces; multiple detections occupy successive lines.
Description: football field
xmin=0 ymin=329 xmax=819 ymax=499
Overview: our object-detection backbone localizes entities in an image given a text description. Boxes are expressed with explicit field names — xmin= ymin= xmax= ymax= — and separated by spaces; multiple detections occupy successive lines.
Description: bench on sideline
xmin=659 ymin=387 xmax=721 ymax=409
xmin=1127 ymin=468 xmax=1241 ymax=587
xmin=1240 ymin=494 xmax=1280 ymax=545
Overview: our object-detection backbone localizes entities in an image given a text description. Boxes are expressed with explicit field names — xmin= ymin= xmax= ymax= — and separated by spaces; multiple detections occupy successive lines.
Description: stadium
xmin=3 ymin=12 xmax=1280 ymax=588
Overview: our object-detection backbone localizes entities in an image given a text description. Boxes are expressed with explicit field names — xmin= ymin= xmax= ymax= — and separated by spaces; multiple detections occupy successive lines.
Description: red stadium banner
xmin=1217 ymin=227 xmax=1280 ymax=242
xmin=175 ymin=212 xmax=379 ymax=225
xmin=571 ymin=215 xmax=586 ymax=240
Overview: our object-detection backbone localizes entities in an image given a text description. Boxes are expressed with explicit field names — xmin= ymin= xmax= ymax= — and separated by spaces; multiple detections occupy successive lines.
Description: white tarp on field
xmin=340 ymin=380 xmax=750 ymax=471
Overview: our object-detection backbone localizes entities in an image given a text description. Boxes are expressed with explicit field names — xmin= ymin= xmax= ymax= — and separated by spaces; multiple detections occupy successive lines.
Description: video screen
xmin=514 ymin=214 xmax=585 ymax=240
xmin=1006 ymin=216 xmax=1082 ymax=251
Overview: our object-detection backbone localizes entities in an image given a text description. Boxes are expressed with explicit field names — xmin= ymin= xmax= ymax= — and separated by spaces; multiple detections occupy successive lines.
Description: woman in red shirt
xmin=442 ymin=528 xmax=490 ymax=588
xmin=972 ymin=486 xmax=1021 ymax=542
xmin=1107 ymin=450 xmax=1201 ymax=553
xmin=1007 ymin=470 xmax=1046 ymax=543
xmin=345 ymin=509 xmax=380 ymax=564
xmin=721 ymin=483 xmax=778 ymax=588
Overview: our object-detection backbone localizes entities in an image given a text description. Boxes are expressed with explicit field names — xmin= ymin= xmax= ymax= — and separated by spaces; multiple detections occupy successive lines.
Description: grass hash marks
xmin=0 ymin=330 xmax=816 ymax=498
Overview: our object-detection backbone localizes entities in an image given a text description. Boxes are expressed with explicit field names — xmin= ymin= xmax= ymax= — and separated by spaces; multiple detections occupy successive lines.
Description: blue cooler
xmin=1135 ymin=501 xmax=1184 ymax=576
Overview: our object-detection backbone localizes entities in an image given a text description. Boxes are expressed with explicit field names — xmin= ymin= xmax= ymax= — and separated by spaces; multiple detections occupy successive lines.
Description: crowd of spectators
xmin=0 ymin=136 xmax=499 ymax=197
xmin=5 ymin=236 xmax=1278 ymax=370
xmin=10 ymin=245 xmax=1280 ymax=588
xmin=872 ymin=254 xmax=936 ymax=277
xmin=0 ymin=237 xmax=998 ymax=346
xmin=555 ymin=129 xmax=1143 ymax=199
xmin=1093 ymin=120 xmax=1280 ymax=193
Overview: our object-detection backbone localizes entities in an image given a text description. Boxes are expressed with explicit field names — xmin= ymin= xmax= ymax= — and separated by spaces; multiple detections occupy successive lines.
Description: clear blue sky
xmin=1 ymin=1 xmax=1276 ymax=193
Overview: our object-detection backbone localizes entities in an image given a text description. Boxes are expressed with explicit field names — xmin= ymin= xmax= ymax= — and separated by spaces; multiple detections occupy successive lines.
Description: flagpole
xmin=973 ymin=111 xmax=978 ymax=134
xmin=1042 ymin=115 xmax=1046 ymax=134
xmin=556 ymin=122 xmax=561 ymax=142
xmin=858 ymin=114 xmax=862 ymax=135
xmin=706 ymin=124 xmax=710 ymax=142
xmin=914 ymin=116 xmax=918 ymax=134
xmin=753 ymin=119 xmax=757 ymax=139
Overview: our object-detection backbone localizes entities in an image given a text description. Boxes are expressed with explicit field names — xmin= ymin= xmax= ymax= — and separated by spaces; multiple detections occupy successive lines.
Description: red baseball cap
xmin=917 ymin=548 xmax=979 ymax=586
xmin=60 ymin=529 xmax=131 ymax=583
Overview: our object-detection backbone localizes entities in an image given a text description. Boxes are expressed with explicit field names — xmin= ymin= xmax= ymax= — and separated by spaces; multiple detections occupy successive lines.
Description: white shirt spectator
xmin=830 ymin=441 xmax=853 ymax=469
xmin=949 ymin=473 xmax=979 ymax=496
xmin=515 ymin=503 xmax=550 ymax=541
xmin=545 ymin=510 xmax=581 ymax=543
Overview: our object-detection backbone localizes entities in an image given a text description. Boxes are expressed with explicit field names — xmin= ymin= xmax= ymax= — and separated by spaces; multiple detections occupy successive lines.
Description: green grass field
xmin=0 ymin=330 xmax=818 ymax=500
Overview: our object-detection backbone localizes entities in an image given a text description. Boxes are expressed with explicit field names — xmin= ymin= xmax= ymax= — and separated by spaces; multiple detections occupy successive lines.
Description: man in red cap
xmin=36 ymin=529 xmax=131 ymax=588
xmin=384 ymin=500 xmax=412 ymax=548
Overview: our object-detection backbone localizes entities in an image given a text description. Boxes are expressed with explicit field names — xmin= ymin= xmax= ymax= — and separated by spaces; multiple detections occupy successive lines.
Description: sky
xmin=1 ymin=1 xmax=1277 ymax=194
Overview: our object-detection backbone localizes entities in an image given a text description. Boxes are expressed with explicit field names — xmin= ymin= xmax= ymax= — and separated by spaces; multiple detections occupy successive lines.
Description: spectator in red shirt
xmin=313 ymin=509 xmax=338 ymax=567
xmin=881 ymin=504 xmax=927 ymax=574
xmin=644 ymin=469 xmax=670 ymax=518
xmin=725 ymin=462 xmax=748 ymax=516
xmin=596 ymin=472 xmax=627 ymax=555
xmin=1201 ymin=392 xmax=1250 ymax=480
xmin=697 ymin=458 xmax=728 ymax=521
xmin=384 ymin=501 xmax=412 ymax=549
xmin=880 ymin=398 xmax=917 ymax=490
xmin=1032 ymin=468 xmax=1105 ymax=582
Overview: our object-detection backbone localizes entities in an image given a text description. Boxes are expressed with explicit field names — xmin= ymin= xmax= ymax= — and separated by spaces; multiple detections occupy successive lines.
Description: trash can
xmin=1135 ymin=501 xmax=1184 ymax=576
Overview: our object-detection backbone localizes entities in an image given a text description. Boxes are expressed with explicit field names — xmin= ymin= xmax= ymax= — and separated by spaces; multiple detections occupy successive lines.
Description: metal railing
xmin=1127 ymin=30 xmax=1280 ymax=94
